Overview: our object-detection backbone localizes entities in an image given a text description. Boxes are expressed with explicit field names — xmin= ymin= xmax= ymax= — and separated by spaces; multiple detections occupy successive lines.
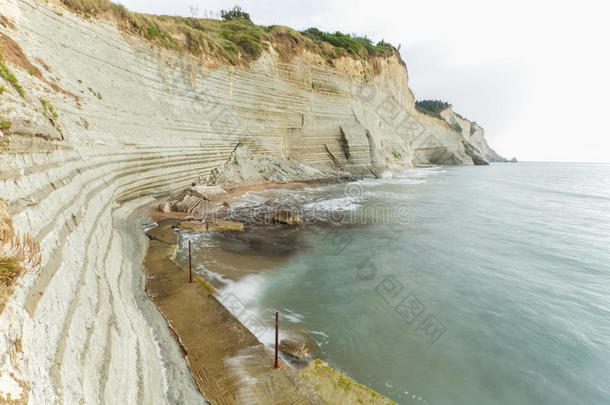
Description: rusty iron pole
xmin=274 ymin=311 xmax=279 ymax=369
xmin=188 ymin=240 xmax=193 ymax=283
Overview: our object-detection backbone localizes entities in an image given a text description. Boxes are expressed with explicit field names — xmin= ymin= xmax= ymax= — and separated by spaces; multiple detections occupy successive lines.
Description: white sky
xmin=120 ymin=0 xmax=610 ymax=162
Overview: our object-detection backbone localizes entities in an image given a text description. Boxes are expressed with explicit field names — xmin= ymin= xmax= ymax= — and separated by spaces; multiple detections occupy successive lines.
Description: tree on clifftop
xmin=221 ymin=6 xmax=251 ymax=22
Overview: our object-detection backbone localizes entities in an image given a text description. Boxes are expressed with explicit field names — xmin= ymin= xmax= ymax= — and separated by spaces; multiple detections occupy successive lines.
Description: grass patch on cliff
xmin=0 ymin=117 xmax=9 ymax=151
xmin=0 ymin=229 xmax=42 ymax=312
xmin=0 ymin=257 xmax=20 ymax=287
xmin=40 ymin=97 xmax=59 ymax=120
xmin=58 ymin=1 xmax=400 ymax=66
xmin=0 ymin=108 xmax=11 ymax=130
xmin=1 ymin=199 xmax=42 ymax=310
xmin=87 ymin=87 xmax=102 ymax=100
xmin=0 ymin=255 xmax=21 ymax=310
xmin=0 ymin=53 xmax=25 ymax=97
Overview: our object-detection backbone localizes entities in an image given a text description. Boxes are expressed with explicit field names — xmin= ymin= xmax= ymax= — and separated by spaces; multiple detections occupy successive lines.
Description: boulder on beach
xmin=187 ymin=185 xmax=229 ymax=202
xmin=171 ymin=186 xmax=230 ymax=217
xmin=266 ymin=210 xmax=302 ymax=225
xmin=158 ymin=201 xmax=171 ymax=213
xmin=280 ymin=338 xmax=315 ymax=360
xmin=179 ymin=219 xmax=244 ymax=232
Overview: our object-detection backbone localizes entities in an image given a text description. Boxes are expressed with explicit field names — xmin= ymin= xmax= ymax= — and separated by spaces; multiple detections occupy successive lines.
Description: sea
xmin=178 ymin=162 xmax=610 ymax=405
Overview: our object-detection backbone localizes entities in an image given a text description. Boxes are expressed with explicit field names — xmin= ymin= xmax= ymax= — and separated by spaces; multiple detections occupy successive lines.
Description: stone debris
xmin=266 ymin=210 xmax=302 ymax=225
xmin=186 ymin=185 xmax=229 ymax=202
xmin=280 ymin=338 xmax=315 ymax=361
xmin=158 ymin=201 xmax=171 ymax=213
xmin=203 ymin=144 xmax=353 ymax=188
xmin=178 ymin=219 xmax=244 ymax=232
xmin=168 ymin=186 xmax=231 ymax=217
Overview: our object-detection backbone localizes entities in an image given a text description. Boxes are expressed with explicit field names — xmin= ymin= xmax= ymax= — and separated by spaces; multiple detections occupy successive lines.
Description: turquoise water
xmin=195 ymin=163 xmax=610 ymax=404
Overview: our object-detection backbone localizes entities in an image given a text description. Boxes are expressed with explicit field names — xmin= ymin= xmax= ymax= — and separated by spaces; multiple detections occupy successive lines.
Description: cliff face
xmin=440 ymin=107 xmax=507 ymax=163
xmin=0 ymin=1 xmax=502 ymax=403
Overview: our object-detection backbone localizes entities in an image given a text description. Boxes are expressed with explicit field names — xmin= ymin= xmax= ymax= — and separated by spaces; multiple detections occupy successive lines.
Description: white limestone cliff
xmin=0 ymin=0 xmax=504 ymax=403
xmin=440 ymin=107 xmax=507 ymax=163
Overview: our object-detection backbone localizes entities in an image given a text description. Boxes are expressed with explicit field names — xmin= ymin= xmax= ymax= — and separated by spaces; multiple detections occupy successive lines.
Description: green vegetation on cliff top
xmin=59 ymin=1 xmax=399 ymax=65
xmin=415 ymin=99 xmax=452 ymax=119
xmin=416 ymin=99 xmax=464 ymax=132
xmin=301 ymin=28 xmax=396 ymax=58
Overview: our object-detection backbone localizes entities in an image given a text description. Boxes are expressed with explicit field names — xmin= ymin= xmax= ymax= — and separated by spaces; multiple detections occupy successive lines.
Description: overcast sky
xmin=120 ymin=0 xmax=610 ymax=162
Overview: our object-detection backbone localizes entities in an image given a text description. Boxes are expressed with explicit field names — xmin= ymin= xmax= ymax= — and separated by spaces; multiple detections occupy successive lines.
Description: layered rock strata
xmin=0 ymin=0 xmax=504 ymax=402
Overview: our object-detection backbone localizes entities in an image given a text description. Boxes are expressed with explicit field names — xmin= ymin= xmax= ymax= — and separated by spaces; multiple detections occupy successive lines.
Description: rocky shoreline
xmin=144 ymin=183 xmax=398 ymax=404
xmin=0 ymin=1 xmax=508 ymax=402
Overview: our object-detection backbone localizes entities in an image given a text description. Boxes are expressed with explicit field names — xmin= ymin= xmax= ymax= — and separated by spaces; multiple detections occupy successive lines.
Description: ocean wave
xmin=382 ymin=178 xmax=427 ymax=185
xmin=197 ymin=267 xmax=230 ymax=284
xmin=218 ymin=274 xmax=266 ymax=305
xmin=281 ymin=307 xmax=306 ymax=323
xmin=303 ymin=196 xmax=362 ymax=212
xmin=350 ymin=174 xmax=428 ymax=188
xmin=408 ymin=167 xmax=447 ymax=177
xmin=217 ymin=275 xmax=279 ymax=345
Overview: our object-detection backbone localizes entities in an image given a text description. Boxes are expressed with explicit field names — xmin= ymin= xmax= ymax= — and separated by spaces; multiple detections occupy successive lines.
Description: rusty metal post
xmin=274 ymin=311 xmax=279 ymax=369
xmin=188 ymin=240 xmax=193 ymax=283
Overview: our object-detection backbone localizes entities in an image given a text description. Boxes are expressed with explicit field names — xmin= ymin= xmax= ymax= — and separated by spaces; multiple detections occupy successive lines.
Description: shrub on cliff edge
xmin=301 ymin=28 xmax=396 ymax=58
xmin=0 ymin=230 xmax=41 ymax=312
xmin=415 ymin=100 xmax=452 ymax=118
xmin=416 ymin=100 xmax=465 ymax=132
xmin=221 ymin=6 xmax=251 ymax=22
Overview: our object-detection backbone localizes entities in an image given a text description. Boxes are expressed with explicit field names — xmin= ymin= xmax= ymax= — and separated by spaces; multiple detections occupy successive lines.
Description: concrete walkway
xmin=144 ymin=220 xmax=325 ymax=405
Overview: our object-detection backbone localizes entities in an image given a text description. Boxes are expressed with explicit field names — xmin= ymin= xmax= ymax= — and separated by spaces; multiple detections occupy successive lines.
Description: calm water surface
xmin=182 ymin=162 xmax=610 ymax=405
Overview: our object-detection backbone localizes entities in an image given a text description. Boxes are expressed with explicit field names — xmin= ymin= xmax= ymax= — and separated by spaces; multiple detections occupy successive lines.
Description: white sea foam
xmin=179 ymin=231 xmax=216 ymax=251
xmin=408 ymin=167 xmax=446 ymax=177
xmin=351 ymin=174 xmax=427 ymax=188
xmin=196 ymin=266 xmax=230 ymax=284
xmin=218 ymin=275 xmax=277 ymax=345
xmin=218 ymin=274 xmax=266 ymax=306
xmin=382 ymin=178 xmax=426 ymax=185
xmin=281 ymin=307 xmax=305 ymax=323
xmin=303 ymin=196 xmax=362 ymax=211
xmin=310 ymin=330 xmax=330 ymax=347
